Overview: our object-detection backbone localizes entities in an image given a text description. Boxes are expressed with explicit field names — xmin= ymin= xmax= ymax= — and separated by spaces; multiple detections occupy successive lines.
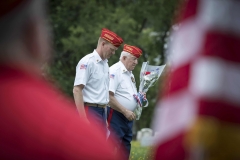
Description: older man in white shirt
xmin=107 ymin=44 xmax=143 ymax=160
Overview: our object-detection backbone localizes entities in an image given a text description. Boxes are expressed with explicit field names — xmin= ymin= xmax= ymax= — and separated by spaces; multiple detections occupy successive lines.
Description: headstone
xmin=136 ymin=130 xmax=142 ymax=141
xmin=139 ymin=128 xmax=154 ymax=146
xmin=141 ymin=128 xmax=153 ymax=137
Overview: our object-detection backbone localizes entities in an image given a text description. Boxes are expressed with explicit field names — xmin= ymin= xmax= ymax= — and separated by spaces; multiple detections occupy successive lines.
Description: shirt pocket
xmin=92 ymin=72 xmax=104 ymax=79
xmin=90 ymin=72 xmax=104 ymax=89
xmin=120 ymin=82 xmax=129 ymax=89
xmin=119 ymin=82 xmax=133 ymax=100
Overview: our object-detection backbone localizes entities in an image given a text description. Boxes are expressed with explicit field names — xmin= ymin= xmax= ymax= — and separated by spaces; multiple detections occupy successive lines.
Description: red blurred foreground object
xmin=0 ymin=65 xmax=122 ymax=160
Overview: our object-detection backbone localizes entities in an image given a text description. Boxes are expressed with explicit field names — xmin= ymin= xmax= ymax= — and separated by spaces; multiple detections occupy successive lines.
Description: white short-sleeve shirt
xmin=109 ymin=61 xmax=138 ymax=111
xmin=74 ymin=50 xmax=109 ymax=105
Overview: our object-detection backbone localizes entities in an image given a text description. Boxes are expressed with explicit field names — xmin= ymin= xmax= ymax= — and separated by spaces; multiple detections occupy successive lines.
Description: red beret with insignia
xmin=123 ymin=44 xmax=142 ymax=58
xmin=0 ymin=0 xmax=28 ymax=18
xmin=100 ymin=28 xmax=124 ymax=48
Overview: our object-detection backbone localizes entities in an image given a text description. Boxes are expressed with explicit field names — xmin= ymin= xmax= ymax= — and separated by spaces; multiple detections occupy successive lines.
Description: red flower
xmin=145 ymin=71 xmax=151 ymax=75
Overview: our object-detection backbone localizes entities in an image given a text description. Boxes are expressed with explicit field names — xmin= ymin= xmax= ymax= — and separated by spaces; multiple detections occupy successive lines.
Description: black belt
xmin=84 ymin=102 xmax=107 ymax=108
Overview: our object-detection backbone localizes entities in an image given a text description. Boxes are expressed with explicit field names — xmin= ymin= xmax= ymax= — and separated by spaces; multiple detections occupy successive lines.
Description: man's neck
xmin=95 ymin=48 xmax=105 ymax=60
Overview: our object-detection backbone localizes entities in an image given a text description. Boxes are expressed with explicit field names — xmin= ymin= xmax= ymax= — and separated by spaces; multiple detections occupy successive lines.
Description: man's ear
xmin=101 ymin=41 xmax=106 ymax=47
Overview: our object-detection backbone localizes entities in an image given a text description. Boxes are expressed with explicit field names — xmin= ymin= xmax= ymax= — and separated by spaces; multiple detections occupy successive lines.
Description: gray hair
xmin=0 ymin=0 xmax=46 ymax=52
xmin=120 ymin=51 xmax=131 ymax=60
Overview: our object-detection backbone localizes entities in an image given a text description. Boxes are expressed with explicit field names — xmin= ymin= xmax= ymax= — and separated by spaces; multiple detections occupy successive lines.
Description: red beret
xmin=0 ymin=0 xmax=28 ymax=18
xmin=100 ymin=28 xmax=124 ymax=48
xmin=123 ymin=44 xmax=142 ymax=58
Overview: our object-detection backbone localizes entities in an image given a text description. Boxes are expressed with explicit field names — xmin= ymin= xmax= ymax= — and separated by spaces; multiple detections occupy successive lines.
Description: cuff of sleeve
xmin=74 ymin=79 xmax=86 ymax=86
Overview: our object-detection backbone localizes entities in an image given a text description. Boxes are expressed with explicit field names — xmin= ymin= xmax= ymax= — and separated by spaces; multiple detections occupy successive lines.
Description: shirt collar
xmin=119 ymin=61 xmax=131 ymax=74
xmin=93 ymin=50 xmax=108 ymax=63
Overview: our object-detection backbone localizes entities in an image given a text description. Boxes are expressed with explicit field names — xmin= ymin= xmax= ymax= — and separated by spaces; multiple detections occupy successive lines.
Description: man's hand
xmin=143 ymin=92 xmax=146 ymax=99
xmin=123 ymin=109 xmax=136 ymax=121
xmin=109 ymin=92 xmax=136 ymax=121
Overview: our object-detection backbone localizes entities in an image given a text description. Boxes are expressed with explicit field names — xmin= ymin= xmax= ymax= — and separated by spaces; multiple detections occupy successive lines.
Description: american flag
xmin=109 ymin=74 xmax=115 ymax=79
xmin=80 ymin=64 xmax=87 ymax=69
xmin=152 ymin=0 xmax=240 ymax=159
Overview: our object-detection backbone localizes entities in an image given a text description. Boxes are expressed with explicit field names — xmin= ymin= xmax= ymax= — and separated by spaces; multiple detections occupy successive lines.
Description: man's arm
xmin=73 ymin=85 xmax=87 ymax=117
xmin=109 ymin=91 xmax=135 ymax=121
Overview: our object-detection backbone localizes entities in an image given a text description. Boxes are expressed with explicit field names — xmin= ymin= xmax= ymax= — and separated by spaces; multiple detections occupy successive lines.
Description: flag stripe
xmin=152 ymin=92 xmax=197 ymax=144
xmin=154 ymin=133 xmax=186 ymax=160
xmin=190 ymin=57 xmax=240 ymax=105
xmin=199 ymin=0 xmax=240 ymax=34
xmin=164 ymin=64 xmax=190 ymax=95
xmin=199 ymin=99 xmax=240 ymax=124
xmin=203 ymin=32 xmax=240 ymax=63
xmin=177 ymin=0 xmax=198 ymax=23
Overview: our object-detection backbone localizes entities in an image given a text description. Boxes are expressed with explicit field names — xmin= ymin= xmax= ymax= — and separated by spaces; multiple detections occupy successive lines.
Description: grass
xmin=129 ymin=141 xmax=154 ymax=160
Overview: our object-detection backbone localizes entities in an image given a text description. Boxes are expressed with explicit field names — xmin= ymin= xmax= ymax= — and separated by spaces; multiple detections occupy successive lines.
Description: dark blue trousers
xmin=107 ymin=106 xmax=133 ymax=160
xmin=85 ymin=105 xmax=106 ymax=128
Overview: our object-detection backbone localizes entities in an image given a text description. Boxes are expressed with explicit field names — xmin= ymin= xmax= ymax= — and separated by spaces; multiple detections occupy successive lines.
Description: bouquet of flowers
xmin=134 ymin=62 xmax=166 ymax=120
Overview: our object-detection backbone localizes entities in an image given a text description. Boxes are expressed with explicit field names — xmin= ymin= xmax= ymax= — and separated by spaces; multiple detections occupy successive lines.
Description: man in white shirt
xmin=73 ymin=28 xmax=123 ymax=127
xmin=107 ymin=44 xmax=143 ymax=159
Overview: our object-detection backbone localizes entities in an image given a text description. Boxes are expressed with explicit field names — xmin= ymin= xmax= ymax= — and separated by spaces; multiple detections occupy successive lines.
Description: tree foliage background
xmin=48 ymin=0 xmax=180 ymax=132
